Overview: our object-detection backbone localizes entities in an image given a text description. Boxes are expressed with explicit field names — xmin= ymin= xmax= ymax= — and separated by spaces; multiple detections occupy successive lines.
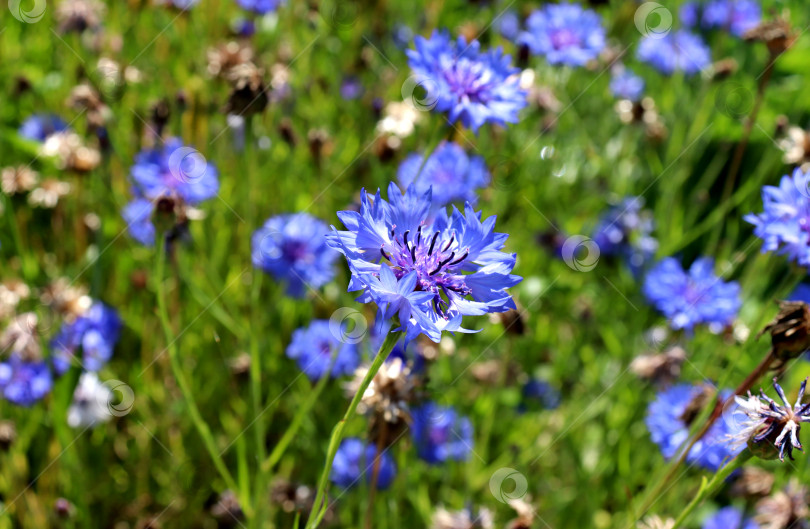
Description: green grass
xmin=2 ymin=0 xmax=810 ymax=527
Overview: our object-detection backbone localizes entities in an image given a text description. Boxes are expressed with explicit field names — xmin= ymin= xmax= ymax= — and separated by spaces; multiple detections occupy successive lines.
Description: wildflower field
xmin=3 ymin=0 xmax=810 ymax=527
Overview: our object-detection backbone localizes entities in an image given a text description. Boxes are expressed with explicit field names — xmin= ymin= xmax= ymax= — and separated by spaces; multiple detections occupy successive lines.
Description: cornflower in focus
xmin=327 ymin=183 xmax=521 ymax=343
xmin=407 ymin=30 xmax=527 ymax=133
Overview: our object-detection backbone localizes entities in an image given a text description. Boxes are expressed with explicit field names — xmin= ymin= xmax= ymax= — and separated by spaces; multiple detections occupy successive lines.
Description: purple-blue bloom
xmin=520 ymin=378 xmax=561 ymax=411
xmin=410 ymin=402 xmax=473 ymax=464
xmin=702 ymin=0 xmax=761 ymax=37
xmin=397 ymin=141 xmax=489 ymax=210
xmin=406 ymin=30 xmax=527 ymax=133
xmin=19 ymin=114 xmax=68 ymax=142
xmin=518 ymin=3 xmax=606 ymax=67
xmin=643 ymin=257 xmax=740 ymax=331
xmin=637 ymin=30 xmax=711 ymax=76
xmin=340 ymin=76 xmax=364 ymax=101
xmin=496 ymin=10 xmax=521 ymax=42
xmin=326 ymin=183 xmax=521 ymax=343
xmin=0 ymin=354 xmax=53 ymax=406
xmin=702 ymin=506 xmax=759 ymax=529
xmin=744 ymin=168 xmax=810 ymax=268
xmin=609 ymin=70 xmax=645 ymax=102
xmin=123 ymin=138 xmax=219 ymax=246
xmin=592 ymin=197 xmax=657 ymax=272
xmin=646 ymin=384 xmax=743 ymax=471
xmin=680 ymin=2 xmax=700 ymax=27
xmin=285 ymin=320 xmax=359 ymax=381
xmin=50 ymin=301 xmax=122 ymax=376
xmin=251 ymin=213 xmax=338 ymax=297
xmin=330 ymin=438 xmax=396 ymax=490
xmin=236 ymin=0 xmax=283 ymax=14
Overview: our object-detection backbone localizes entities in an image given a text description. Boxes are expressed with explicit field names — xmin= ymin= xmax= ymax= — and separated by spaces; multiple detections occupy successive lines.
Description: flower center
xmin=550 ymin=29 xmax=580 ymax=50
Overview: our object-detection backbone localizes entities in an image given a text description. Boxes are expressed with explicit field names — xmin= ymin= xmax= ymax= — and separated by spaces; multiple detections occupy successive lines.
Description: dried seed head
xmin=759 ymin=300 xmax=810 ymax=362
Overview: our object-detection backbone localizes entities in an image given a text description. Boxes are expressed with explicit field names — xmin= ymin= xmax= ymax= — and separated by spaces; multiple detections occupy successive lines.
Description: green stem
xmin=670 ymin=451 xmax=753 ymax=529
xmin=306 ymin=330 xmax=401 ymax=529
xmin=154 ymin=244 xmax=242 ymax=505
xmin=261 ymin=368 xmax=331 ymax=473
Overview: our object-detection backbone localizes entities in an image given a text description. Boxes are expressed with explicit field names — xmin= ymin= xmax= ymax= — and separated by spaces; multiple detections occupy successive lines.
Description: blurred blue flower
xmin=637 ymin=30 xmax=711 ymax=76
xmin=326 ymin=183 xmax=521 ymax=343
xmin=285 ymin=320 xmax=359 ymax=381
xmin=51 ymin=301 xmax=122 ymax=376
xmin=130 ymin=138 xmax=219 ymax=205
xmin=0 ymin=354 xmax=53 ymax=406
xmin=680 ymin=2 xmax=700 ymax=27
xmin=406 ymin=30 xmax=527 ymax=133
xmin=330 ymin=438 xmax=396 ymax=490
xmin=702 ymin=506 xmax=759 ymax=529
xmin=518 ymin=3 xmax=606 ymax=66
xmin=236 ymin=0 xmax=283 ymax=14
xmin=340 ymin=76 xmax=364 ymax=100
xmin=745 ymin=168 xmax=810 ymax=268
xmin=397 ymin=141 xmax=489 ymax=210
xmin=609 ymin=70 xmax=645 ymax=101
xmin=703 ymin=0 xmax=761 ymax=37
xmin=790 ymin=283 xmax=810 ymax=304
xmin=592 ymin=197 xmax=657 ymax=272
xmin=411 ymin=402 xmax=473 ymax=464
xmin=170 ymin=0 xmax=198 ymax=9
xmin=646 ymin=384 xmax=743 ymax=471
xmin=392 ymin=24 xmax=414 ymax=49
xmin=496 ymin=10 xmax=521 ymax=41
xmin=19 ymin=114 xmax=68 ymax=142
xmin=643 ymin=257 xmax=740 ymax=331
xmin=252 ymin=213 xmax=337 ymax=297
xmin=521 ymin=378 xmax=561 ymax=411
xmin=123 ymin=138 xmax=219 ymax=246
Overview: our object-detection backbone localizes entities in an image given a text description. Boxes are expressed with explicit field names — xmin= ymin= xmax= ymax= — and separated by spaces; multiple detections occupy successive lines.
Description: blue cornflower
xmin=326 ymin=183 xmax=521 ymax=343
xmin=790 ymin=283 xmax=810 ymax=304
xmin=680 ymin=2 xmax=700 ymax=27
xmin=340 ymin=76 xmax=364 ymax=101
xmin=520 ymin=378 xmax=561 ymax=411
xmin=703 ymin=0 xmax=761 ymax=37
xmin=236 ymin=0 xmax=283 ymax=14
xmin=592 ymin=197 xmax=658 ymax=272
xmin=285 ymin=320 xmax=359 ymax=381
xmin=411 ymin=402 xmax=473 ymax=464
xmin=19 ymin=114 xmax=68 ymax=142
xmin=236 ymin=0 xmax=286 ymax=15
xmin=702 ymin=506 xmax=759 ymax=529
xmin=397 ymin=141 xmax=489 ymax=210
xmin=123 ymin=138 xmax=219 ymax=246
xmin=252 ymin=213 xmax=338 ymax=297
xmin=637 ymin=30 xmax=712 ymax=76
xmin=496 ymin=10 xmax=521 ymax=42
xmin=518 ymin=3 xmax=606 ymax=67
xmin=330 ymin=438 xmax=396 ymax=490
xmin=0 ymin=354 xmax=53 ymax=406
xmin=646 ymin=384 xmax=743 ymax=471
xmin=745 ymin=168 xmax=810 ymax=268
xmin=643 ymin=257 xmax=740 ymax=331
xmin=609 ymin=70 xmax=645 ymax=102
xmin=406 ymin=30 xmax=527 ymax=133
xmin=50 ymin=301 xmax=122 ymax=376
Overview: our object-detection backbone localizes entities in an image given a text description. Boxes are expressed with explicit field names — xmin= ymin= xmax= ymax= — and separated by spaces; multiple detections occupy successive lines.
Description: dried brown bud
xmin=0 ymin=420 xmax=17 ymax=451
xmin=712 ymin=58 xmax=739 ymax=80
xmin=225 ymin=62 xmax=268 ymax=116
xmin=759 ymin=300 xmax=810 ymax=362
xmin=630 ymin=347 xmax=686 ymax=385
xmin=731 ymin=467 xmax=774 ymax=499
xmin=1 ymin=166 xmax=39 ymax=195
xmin=744 ymin=18 xmax=796 ymax=56
xmin=755 ymin=481 xmax=809 ymax=529
xmin=210 ymin=490 xmax=244 ymax=525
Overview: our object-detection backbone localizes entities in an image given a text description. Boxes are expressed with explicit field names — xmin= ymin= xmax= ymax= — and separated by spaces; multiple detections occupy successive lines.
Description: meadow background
xmin=2 ymin=0 xmax=810 ymax=527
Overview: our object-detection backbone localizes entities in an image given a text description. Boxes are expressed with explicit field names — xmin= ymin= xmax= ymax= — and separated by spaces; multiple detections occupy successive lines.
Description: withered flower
xmin=755 ymin=481 xmax=810 ymax=529
xmin=40 ymin=279 xmax=91 ymax=320
xmin=431 ymin=506 xmax=494 ymax=529
xmin=759 ymin=300 xmax=810 ymax=363
xmin=731 ymin=467 xmax=774 ymax=499
xmin=630 ymin=346 xmax=686 ymax=385
xmin=55 ymin=0 xmax=105 ymax=33
xmin=210 ymin=490 xmax=244 ymax=525
xmin=0 ymin=312 xmax=41 ymax=361
xmin=224 ymin=62 xmax=268 ymax=116
xmin=40 ymin=132 xmax=101 ymax=172
xmin=1 ymin=166 xmax=39 ymax=195
xmin=28 ymin=179 xmax=71 ymax=208
xmin=207 ymin=41 xmax=254 ymax=78
xmin=744 ymin=18 xmax=796 ymax=56
xmin=0 ymin=420 xmax=17 ymax=450
xmin=345 ymin=356 xmax=421 ymax=447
